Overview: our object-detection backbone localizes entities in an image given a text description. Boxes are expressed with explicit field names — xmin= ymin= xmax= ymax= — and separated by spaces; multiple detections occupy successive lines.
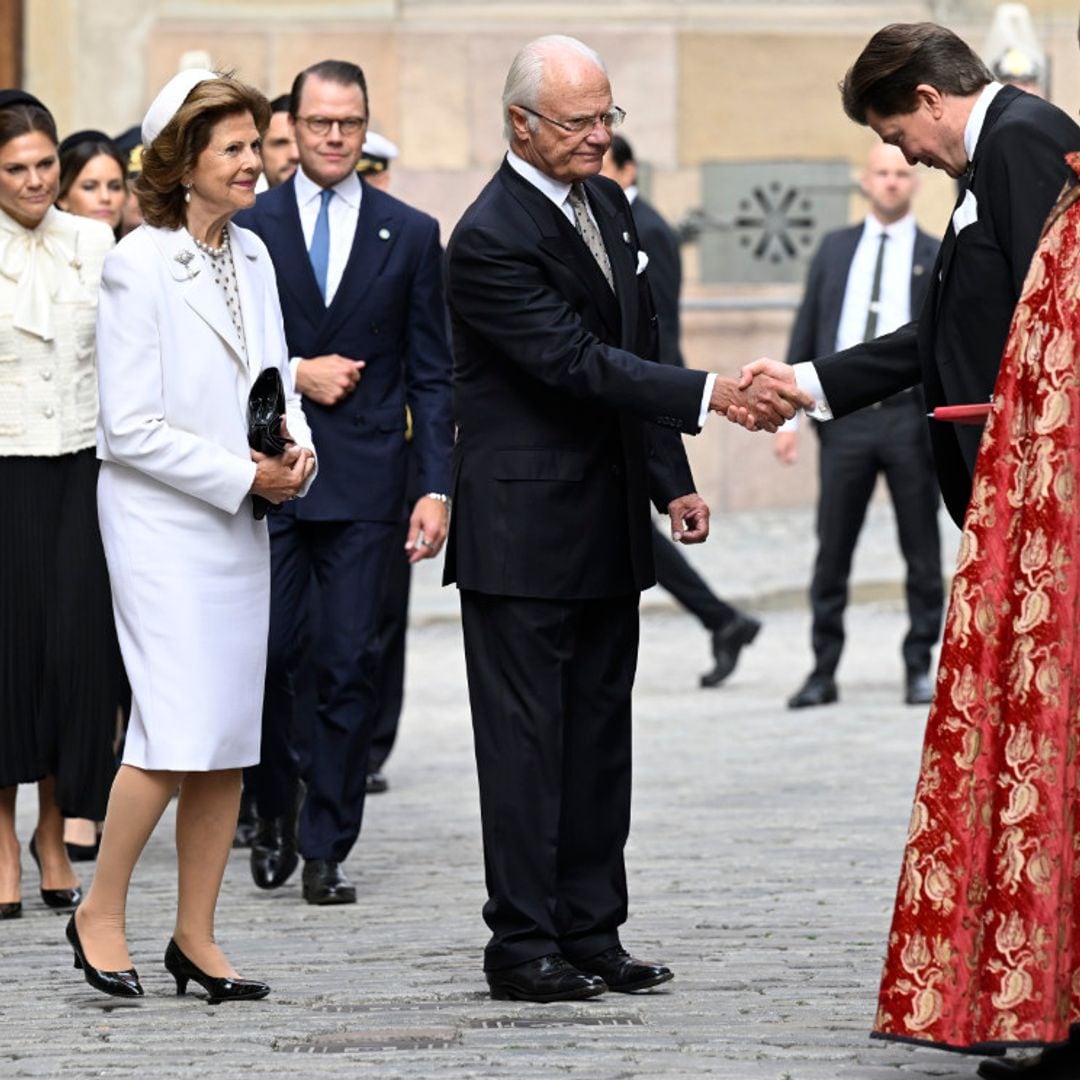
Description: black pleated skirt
xmin=0 ymin=449 xmax=124 ymax=818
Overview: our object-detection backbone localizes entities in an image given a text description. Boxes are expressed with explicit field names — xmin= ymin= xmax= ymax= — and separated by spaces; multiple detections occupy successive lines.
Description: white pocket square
xmin=952 ymin=189 xmax=979 ymax=235
xmin=636 ymin=250 xmax=649 ymax=275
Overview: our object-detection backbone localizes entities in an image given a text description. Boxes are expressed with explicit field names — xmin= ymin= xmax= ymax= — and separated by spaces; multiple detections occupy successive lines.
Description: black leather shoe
xmin=787 ymin=675 xmax=838 ymax=709
xmin=701 ymin=613 xmax=761 ymax=688
xmin=66 ymin=913 xmax=143 ymax=998
xmin=164 ymin=939 xmax=270 ymax=1004
xmin=249 ymin=807 xmax=299 ymax=891
xmin=366 ymin=772 xmax=389 ymax=795
xmin=301 ymin=859 xmax=356 ymax=905
xmin=978 ymin=1043 xmax=1080 ymax=1078
xmin=905 ymin=671 xmax=934 ymax=705
xmin=0 ymin=901 xmax=21 ymax=919
xmin=233 ymin=788 xmax=258 ymax=849
xmin=575 ymin=945 xmax=673 ymax=992
xmin=486 ymin=954 xmax=607 ymax=1002
xmin=29 ymin=832 xmax=82 ymax=909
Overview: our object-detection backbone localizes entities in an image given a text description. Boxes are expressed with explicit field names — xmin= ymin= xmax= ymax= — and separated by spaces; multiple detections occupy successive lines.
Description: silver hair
xmin=501 ymin=34 xmax=607 ymax=142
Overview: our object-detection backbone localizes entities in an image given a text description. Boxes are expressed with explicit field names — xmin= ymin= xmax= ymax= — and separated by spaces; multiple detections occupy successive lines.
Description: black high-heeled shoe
xmin=163 ymin=939 xmax=270 ymax=1004
xmin=66 ymin=914 xmax=143 ymax=998
xmin=0 ymin=900 xmax=21 ymax=920
xmin=28 ymin=832 xmax=82 ymax=909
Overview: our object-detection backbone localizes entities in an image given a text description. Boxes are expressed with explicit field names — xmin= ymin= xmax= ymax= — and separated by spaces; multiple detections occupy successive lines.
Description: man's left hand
xmin=668 ymin=493 xmax=710 ymax=544
xmin=405 ymin=495 xmax=450 ymax=564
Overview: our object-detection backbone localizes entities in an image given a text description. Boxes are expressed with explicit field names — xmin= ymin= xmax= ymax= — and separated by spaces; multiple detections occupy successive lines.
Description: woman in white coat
xmin=68 ymin=71 xmax=316 ymax=1003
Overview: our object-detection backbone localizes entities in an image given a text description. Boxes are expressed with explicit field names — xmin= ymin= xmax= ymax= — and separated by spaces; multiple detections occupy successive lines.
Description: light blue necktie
xmin=309 ymin=188 xmax=334 ymax=302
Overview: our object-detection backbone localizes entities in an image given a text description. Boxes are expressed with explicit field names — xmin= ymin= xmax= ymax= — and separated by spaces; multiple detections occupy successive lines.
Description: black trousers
xmin=650 ymin=524 xmax=738 ymax=629
xmin=810 ymin=398 xmax=944 ymax=679
xmin=460 ymin=589 xmax=638 ymax=972
xmin=254 ymin=513 xmax=396 ymax=862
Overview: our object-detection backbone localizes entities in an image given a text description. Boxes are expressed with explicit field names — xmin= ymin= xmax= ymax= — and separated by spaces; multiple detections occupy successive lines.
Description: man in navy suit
xmin=236 ymin=59 xmax=453 ymax=906
xmin=775 ymin=144 xmax=943 ymax=710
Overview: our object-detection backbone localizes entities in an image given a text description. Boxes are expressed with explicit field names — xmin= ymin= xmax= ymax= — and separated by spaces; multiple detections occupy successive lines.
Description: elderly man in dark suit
xmin=444 ymin=34 xmax=790 ymax=1004
xmin=235 ymin=59 xmax=453 ymax=906
xmin=776 ymin=144 xmax=944 ymax=710
xmin=601 ymin=134 xmax=761 ymax=688
xmin=738 ymin=22 xmax=1080 ymax=529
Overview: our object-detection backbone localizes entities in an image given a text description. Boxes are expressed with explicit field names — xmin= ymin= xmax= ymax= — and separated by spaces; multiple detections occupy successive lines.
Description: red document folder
xmin=930 ymin=403 xmax=992 ymax=425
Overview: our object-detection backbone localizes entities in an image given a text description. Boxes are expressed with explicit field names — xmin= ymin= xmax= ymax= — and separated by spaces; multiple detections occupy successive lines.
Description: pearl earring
xmin=184 ymin=185 xmax=192 ymax=204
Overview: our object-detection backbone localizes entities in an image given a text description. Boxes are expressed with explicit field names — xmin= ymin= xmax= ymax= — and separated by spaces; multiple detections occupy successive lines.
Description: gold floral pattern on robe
xmin=874 ymin=154 xmax=1080 ymax=1052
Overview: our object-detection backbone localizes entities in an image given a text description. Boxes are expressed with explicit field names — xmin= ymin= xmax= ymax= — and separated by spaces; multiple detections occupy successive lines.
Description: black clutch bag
xmin=247 ymin=367 xmax=293 ymax=520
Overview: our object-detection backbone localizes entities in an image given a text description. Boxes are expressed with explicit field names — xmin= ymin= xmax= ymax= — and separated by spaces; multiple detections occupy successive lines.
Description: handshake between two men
xmin=707 ymin=358 xmax=815 ymax=432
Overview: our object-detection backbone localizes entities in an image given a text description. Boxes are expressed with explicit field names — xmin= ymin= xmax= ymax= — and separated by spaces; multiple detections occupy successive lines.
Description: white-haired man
xmin=444 ymin=35 xmax=786 ymax=1003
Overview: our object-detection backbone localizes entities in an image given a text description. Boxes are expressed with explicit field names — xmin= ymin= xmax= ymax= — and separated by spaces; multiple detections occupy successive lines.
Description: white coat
xmin=95 ymin=221 xmax=316 ymax=771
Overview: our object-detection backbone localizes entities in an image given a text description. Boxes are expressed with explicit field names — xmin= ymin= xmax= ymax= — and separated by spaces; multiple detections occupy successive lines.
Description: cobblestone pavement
xmin=3 ymin=504 xmax=997 ymax=1080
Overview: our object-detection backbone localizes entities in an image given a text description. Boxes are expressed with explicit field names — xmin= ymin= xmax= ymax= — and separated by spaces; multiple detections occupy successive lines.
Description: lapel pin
xmin=378 ymin=227 xmax=391 ymax=241
xmin=913 ymin=264 xmax=925 ymax=276
xmin=174 ymin=250 xmax=199 ymax=278
xmin=622 ymin=231 xmax=631 ymax=243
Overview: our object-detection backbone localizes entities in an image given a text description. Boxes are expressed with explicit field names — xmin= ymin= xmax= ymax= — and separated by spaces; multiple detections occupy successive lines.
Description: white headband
xmin=142 ymin=68 xmax=219 ymax=147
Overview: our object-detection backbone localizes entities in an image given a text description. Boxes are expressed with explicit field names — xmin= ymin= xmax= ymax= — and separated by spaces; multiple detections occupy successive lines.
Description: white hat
xmin=141 ymin=68 xmax=219 ymax=148
xmin=361 ymin=131 xmax=400 ymax=161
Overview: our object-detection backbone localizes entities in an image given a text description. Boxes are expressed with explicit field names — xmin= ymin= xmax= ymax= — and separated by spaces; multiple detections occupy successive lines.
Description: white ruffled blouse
xmin=0 ymin=205 xmax=114 ymax=456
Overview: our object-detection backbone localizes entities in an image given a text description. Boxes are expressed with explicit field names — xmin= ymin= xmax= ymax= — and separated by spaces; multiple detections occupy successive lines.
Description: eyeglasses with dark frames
xmin=516 ymin=105 xmax=626 ymax=135
xmin=295 ymin=115 xmax=368 ymax=137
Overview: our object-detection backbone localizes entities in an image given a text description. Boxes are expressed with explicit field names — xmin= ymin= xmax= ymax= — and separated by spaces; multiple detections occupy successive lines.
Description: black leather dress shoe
xmin=486 ymin=954 xmax=607 ymax=1002
xmin=0 ymin=901 xmax=21 ymax=919
xmin=575 ymin=945 xmax=673 ymax=992
xmin=978 ymin=1043 xmax=1080 ymax=1078
xmin=29 ymin=832 xmax=82 ymax=909
xmin=905 ymin=671 xmax=934 ymax=705
xmin=249 ymin=812 xmax=299 ymax=890
xmin=701 ymin=612 xmax=762 ymax=688
xmin=301 ymin=859 xmax=357 ymax=905
xmin=164 ymin=939 xmax=270 ymax=1005
xmin=66 ymin=913 xmax=143 ymax=998
xmin=366 ymin=772 xmax=389 ymax=795
xmin=787 ymin=675 xmax=838 ymax=709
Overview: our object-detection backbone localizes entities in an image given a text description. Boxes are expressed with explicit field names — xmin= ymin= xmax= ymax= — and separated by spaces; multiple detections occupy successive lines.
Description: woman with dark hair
xmin=57 ymin=131 xmax=127 ymax=241
xmin=67 ymin=70 xmax=316 ymax=1003
xmin=0 ymin=90 xmax=117 ymax=923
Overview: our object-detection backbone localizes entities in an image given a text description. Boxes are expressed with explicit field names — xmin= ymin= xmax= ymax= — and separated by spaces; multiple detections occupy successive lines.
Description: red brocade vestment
xmin=874 ymin=155 xmax=1080 ymax=1053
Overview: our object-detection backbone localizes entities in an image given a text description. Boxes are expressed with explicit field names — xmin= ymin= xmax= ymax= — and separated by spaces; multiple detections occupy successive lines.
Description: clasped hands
xmin=250 ymin=417 xmax=315 ymax=504
xmin=708 ymin=359 xmax=814 ymax=433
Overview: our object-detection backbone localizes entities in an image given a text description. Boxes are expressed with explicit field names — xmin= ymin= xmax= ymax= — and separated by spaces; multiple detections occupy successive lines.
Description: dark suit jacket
xmin=787 ymin=221 xmax=938 ymax=371
xmin=443 ymin=159 xmax=708 ymax=600
xmin=811 ymin=86 xmax=1080 ymax=524
xmin=630 ymin=195 xmax=683 ymax=367
xmin=235 ymin=176 xmax=453 ymax=522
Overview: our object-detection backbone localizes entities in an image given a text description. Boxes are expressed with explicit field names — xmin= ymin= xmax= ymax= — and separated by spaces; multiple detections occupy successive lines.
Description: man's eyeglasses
xmin=517 ymin=105 xmax=626 ymax=135
xmin=295 ymin=115 xmax=368 ymax=137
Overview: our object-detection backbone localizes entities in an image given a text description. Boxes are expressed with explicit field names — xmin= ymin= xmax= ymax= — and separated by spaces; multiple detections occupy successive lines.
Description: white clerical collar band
xmin=142 ymin=68 xmax=220 ymax=147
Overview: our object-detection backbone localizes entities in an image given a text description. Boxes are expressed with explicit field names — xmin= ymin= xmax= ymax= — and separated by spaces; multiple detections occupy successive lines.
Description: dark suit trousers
xmin=255 ymin=513 xmax=397 ymax=862
xmin=810 ymin=399 xmax=944 ymax=679
xmin=650 ymin=525 xmax=738 ymax=630
xmin=460 ymin=589 xmax=638 ymax=972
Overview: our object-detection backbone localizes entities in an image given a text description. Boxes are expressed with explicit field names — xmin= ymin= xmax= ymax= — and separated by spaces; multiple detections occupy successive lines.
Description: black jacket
xmin=443 ymin=160 xmax=708 ymax=599
xmin=813 ymin=86 xmax=1080 ymax=524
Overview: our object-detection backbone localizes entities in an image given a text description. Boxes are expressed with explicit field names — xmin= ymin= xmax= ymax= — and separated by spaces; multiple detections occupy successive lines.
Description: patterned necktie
xmin=567 ymin=183 xmax=614 ymax=292
xmin=309 ymin=188 xmax=334 ymax=302
xmin=863 ymin=231 xmax=888 ymax=341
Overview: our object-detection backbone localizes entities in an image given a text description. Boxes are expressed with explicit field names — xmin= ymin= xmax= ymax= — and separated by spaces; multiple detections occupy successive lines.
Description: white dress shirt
xmin=794 ymin=82 xmax=1004 ymax=421
xmin=835 ymin=213 xmax=916 ymax=352
xmin=293 ymin=164 xmax=362 ymax=306
xmin=505 ymin=150 xmax=715 ymax=427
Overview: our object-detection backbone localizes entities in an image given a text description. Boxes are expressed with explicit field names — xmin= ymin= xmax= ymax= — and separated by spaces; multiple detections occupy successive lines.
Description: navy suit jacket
xmin=235 ymin=175 xmax=453 ymax=522
xmin=786 ymin=222 xmax=938 ymax=367
xmin=443 ymin=160 xmax=708 ymax=600
xmin=811 ymin=87 xmax=1080 ymax=524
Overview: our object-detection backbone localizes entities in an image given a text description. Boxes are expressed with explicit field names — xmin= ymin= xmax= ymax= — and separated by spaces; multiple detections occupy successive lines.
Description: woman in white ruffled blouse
xmin=0 ymin=90 xmax=117 ymax=921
